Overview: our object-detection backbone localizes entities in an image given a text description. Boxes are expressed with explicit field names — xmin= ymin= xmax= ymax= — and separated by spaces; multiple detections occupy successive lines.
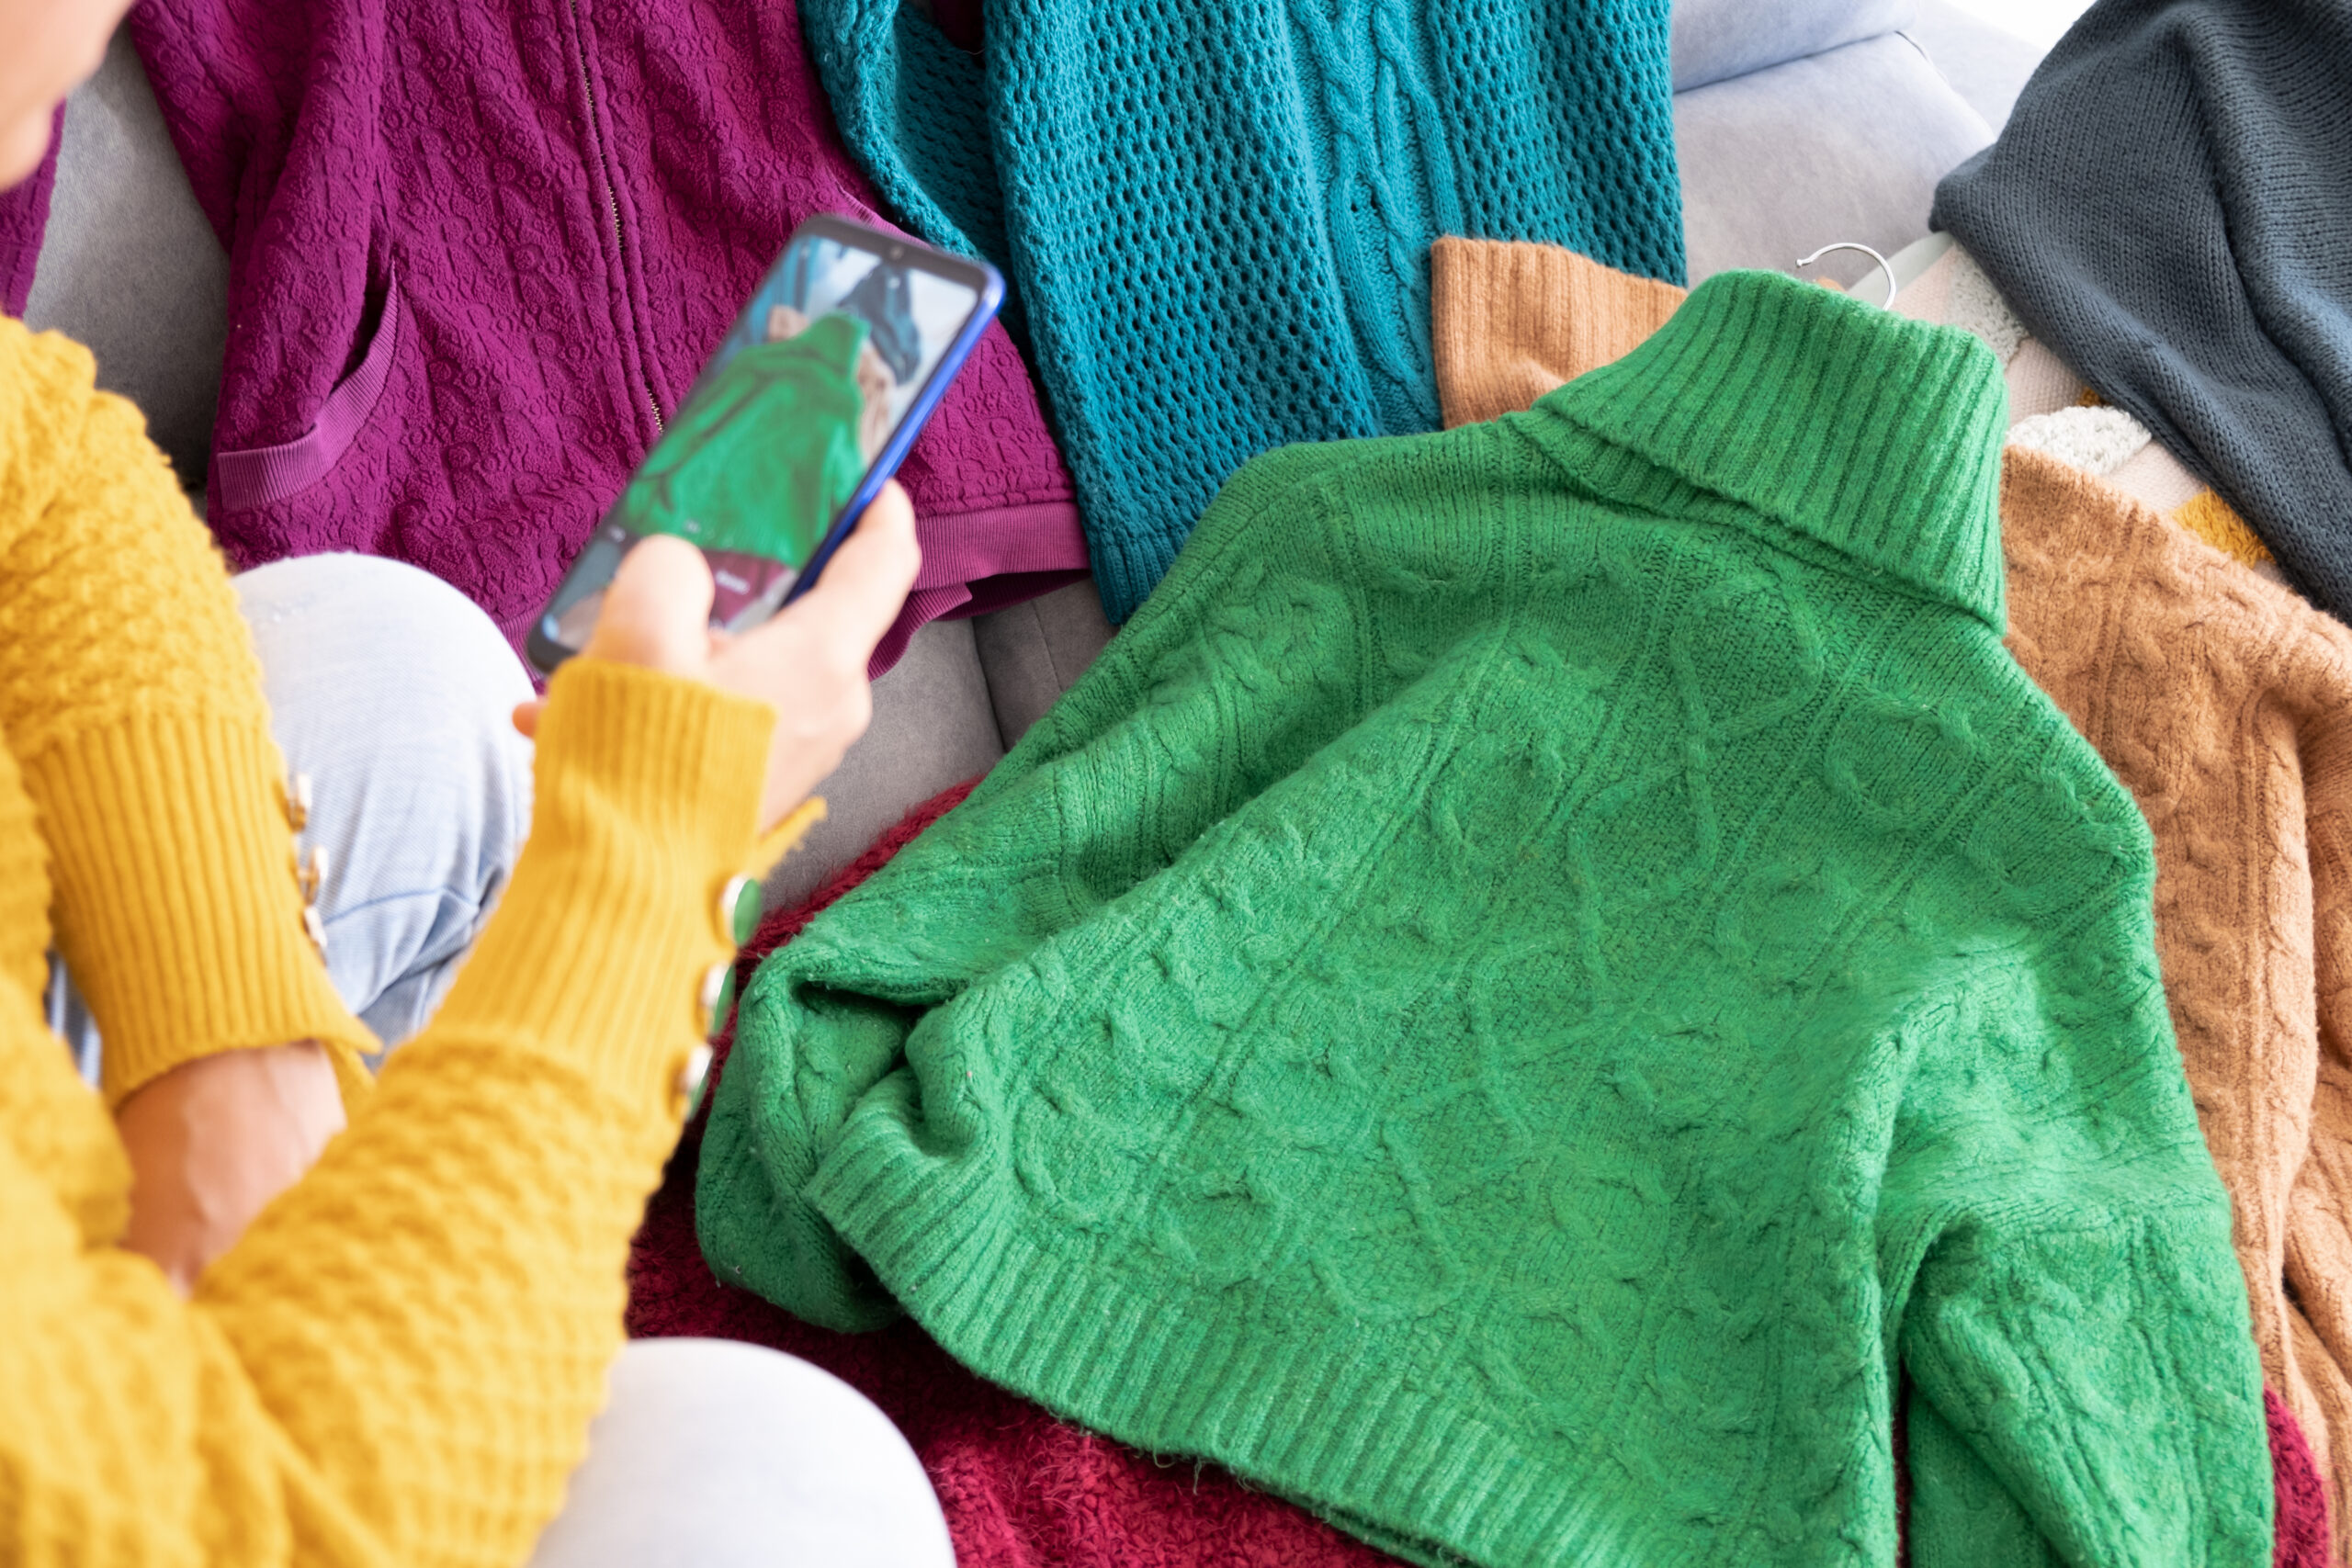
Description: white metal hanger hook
xmin=1795 ymin=242 xmax=1897 ymax=309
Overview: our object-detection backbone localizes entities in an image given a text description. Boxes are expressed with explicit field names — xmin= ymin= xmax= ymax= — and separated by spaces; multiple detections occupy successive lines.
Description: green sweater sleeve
xmin=696 ymin=438 xmax=1375 ymax=1326
xmin=1883 ymin=952 xmax=2273 ymax=1566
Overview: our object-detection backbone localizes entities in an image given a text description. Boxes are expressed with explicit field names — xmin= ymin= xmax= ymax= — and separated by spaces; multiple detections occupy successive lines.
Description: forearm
xmin=0 ymin=323 xmax=368 ymax=1101
xmin=186 ymin=660 xmax=772 ymax=1563
xmin=116 ymin=1040 xmax=347 ymax=1293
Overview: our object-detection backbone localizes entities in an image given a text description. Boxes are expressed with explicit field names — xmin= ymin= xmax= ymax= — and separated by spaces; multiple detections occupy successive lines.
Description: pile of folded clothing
xmin=676 ymin=245 xmax=2335 ymax=1562
xmin=39 ymin=0 xmax=2349 ymax=1556
xmin=653 ymin=0 xmax=2352 ymax=1561
xmin=655 ymin=4 xmax=2352 ymax=1560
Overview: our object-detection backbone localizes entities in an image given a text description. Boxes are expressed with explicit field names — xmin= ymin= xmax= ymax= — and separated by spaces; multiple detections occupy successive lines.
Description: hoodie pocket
xmin=212 ymin=267 xmax=405 ymax=513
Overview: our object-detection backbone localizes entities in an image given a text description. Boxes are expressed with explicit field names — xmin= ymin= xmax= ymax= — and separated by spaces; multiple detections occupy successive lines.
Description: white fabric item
xmin=2002 ymin=338 xmax=2089 ymax=422
xmin=2006 ymin=405 xmax=2154 ymax=477
xmin=525 ymin=1339 xmax=954 ymax=1568
xmin=2105 ymin=438 xmax=2207 ymax=513
xmin=1944 ymin=247 xmax=2027 ymax=364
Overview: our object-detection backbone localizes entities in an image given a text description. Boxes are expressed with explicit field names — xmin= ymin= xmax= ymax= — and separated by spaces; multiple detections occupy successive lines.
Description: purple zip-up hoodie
xmin=123 ymin=0 xmax=1085 ymax=669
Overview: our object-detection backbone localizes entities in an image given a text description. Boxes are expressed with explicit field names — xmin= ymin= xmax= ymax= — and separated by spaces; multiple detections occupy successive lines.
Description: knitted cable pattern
xmin=637 ymin=797 xmax=2332 ymax=1565
xmin=701 ymin=272 xmax=2272 ymax=1566
xmin=1429 ymin=234 xmax=2347 ymax=1567
xmin=803 ymin=0 xmax=1683 ymax=621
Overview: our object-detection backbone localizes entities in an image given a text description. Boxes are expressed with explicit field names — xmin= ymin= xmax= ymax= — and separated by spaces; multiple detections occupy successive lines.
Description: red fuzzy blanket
xmin=626 ymin=782 xmax=2329 ymax=1568
xmin=628 ymin=780 xmax=1393 ymax=1564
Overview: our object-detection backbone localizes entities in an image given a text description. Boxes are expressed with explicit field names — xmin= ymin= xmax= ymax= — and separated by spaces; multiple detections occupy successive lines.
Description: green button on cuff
xmin=674 ymin=1043 xmax=714 ymax=1121
xmin=720 ymin=874 xmax=763 ymax=947
xmin=698 ymin=961 xmax=733 ymax=1036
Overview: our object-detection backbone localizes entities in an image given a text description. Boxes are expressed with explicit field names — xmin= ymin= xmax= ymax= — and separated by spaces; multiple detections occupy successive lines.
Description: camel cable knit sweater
xmin=2002 ymin=452 xmax=2352 ymax=1559
xmin=0 ymin=317 xmax=779 ymax=1566
xmin=1430 ymin=235 xmax=2348 ymax=1561
xmin=704 ymin=269 xmax=2271 ymax=1565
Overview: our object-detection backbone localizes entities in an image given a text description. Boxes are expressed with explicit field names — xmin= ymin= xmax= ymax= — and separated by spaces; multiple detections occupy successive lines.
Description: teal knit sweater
xmin=701 ymin=272 xmax=2271 ymax=1565
xmin=801 ymin=0 xmax=1684 ymax=621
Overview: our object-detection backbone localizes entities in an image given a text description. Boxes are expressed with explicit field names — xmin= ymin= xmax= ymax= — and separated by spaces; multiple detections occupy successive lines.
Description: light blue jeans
xmin=51 ymin=554 xmax=950 ymax=1568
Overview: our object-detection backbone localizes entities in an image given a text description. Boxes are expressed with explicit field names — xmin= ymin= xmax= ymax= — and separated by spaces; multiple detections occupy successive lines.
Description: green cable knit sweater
xmin=700 ymin=271 xmax=2272 ymax=1565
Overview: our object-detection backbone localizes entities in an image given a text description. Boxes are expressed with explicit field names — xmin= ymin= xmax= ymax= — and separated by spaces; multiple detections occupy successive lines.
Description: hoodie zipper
xmin=565 ymin=0 xmax=664 ymax=436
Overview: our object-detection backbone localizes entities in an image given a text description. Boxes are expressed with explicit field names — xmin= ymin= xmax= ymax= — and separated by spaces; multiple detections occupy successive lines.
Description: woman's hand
xmin=115 ymin=489 xmax=916 ymax=1294
xmin=515 ymin=482 xmax=921 ymax=829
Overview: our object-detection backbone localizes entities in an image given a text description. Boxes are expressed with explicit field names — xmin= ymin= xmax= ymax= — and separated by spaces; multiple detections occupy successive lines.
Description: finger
xmin=742 ymin=482 xmax=921 ymax=660
xmin=583 ymin=534 xmax=718 ymax=674
xmin=790 ymin=481 xmax=921 ymax=640
xmin=511 ymin=700 xmax=543 ymax=739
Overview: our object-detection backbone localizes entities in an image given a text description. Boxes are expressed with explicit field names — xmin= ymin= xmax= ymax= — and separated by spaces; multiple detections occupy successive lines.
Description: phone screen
xmin=529 ymin=217 xmax=999 ymax=672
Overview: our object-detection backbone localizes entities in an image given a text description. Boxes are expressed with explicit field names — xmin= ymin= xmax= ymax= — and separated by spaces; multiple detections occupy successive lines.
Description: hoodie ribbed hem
xmin=1527 ymin=269 xmax=2011 ymax=631
xmin=1094 ymin=523 xmax=1187 ymax=626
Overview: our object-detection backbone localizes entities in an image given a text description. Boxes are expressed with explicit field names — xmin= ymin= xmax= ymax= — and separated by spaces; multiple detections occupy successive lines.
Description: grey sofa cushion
xmin=1677 ymin=31 xmax=1993 ymax=286
xmin=760 ymin=615 xmax=1008 ymax=908
xmin=757 ymin=579 xmax=1116 ymax=904
xmin=1670 ymin=0 xmax=1916 ymax=91
xmin=23 ymin=28 xmax=225 ymax=491
xmin=971 ymin=577 xmax=1115 ymax=748
xmin=1901 ymin=0 xmax=2046 ymax=130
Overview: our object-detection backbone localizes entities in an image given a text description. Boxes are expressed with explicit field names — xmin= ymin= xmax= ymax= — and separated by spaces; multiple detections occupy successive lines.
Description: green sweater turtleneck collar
xmin=1519 ymin=267 xmax=2011 ymax=631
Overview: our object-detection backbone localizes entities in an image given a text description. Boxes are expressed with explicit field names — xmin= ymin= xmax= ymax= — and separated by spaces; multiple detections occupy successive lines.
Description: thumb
xmin=582 ymin=534 xmax=718 ymax=675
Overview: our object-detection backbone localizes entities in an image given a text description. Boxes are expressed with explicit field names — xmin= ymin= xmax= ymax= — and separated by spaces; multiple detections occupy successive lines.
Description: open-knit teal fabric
xmin=700 ymin=272 xmax=2271 ymax=1566
xmin=801 ymin=0 xmax=1685 ymax=622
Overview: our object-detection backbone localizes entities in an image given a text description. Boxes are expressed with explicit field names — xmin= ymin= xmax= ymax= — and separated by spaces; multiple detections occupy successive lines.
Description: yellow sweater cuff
xmin=25 ymin=711 xmax=376 ymax=1107
xmin=419 ymin=660 xmax=776 ymax=1122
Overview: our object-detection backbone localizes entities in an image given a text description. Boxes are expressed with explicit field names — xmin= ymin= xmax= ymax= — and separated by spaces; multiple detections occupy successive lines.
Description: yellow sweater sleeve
xmin=0 ymin=317 xmax=372 ymax=1103
xmin=1 ymin=657 xmax=775 ymax=1567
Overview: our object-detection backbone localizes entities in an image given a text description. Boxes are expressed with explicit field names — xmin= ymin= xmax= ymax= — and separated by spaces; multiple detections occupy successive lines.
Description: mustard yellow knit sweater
xmin=0 ymin=317 xmax=776 ymax=1565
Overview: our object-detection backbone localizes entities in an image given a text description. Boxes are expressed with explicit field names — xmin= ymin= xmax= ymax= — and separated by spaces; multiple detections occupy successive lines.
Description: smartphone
xmin=526 ymin=214 xmax=1004 ymax=674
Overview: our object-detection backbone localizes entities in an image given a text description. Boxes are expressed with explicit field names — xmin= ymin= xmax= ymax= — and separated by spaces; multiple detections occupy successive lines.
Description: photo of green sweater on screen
xmin=614 ymin=309 xmax=894 ymax=572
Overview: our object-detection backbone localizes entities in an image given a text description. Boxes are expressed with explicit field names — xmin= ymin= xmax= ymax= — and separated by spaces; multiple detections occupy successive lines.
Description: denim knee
xmin=232 ymin=554 xmax=536 ymax=1047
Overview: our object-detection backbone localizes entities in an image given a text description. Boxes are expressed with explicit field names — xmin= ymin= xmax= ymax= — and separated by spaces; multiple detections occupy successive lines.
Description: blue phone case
xmin=527 ymin=214 xmax=1004 ymax=673
xmin=775 ymin=218 xmax=1004 ymax=606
